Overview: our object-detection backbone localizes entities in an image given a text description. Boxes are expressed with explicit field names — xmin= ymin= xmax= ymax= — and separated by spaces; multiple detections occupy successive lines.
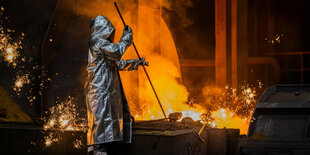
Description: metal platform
xmin=0 ymin=123 xmax=87 ymax=154
xmin=0 ymin=120 xmax=240 ymax=155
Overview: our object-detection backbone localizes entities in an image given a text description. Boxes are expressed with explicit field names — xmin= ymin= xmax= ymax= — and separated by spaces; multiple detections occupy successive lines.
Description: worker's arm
xmin=117 ymin=58 xmax=149 ymax=71
xmin=97 ymin=27 xmax=133 ymax=61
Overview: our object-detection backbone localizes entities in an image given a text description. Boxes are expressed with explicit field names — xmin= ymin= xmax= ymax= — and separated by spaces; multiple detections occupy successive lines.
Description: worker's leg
xmin=87 ymin=145 xmax=94 ymax=155
xmin=88 ymin=144 xmax=108 ymax=155
xmin=94 ymin=144 xmax=108 ymax=155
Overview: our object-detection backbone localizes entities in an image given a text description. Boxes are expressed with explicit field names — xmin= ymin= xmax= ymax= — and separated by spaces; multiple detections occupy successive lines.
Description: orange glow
xmin=73 ymin=139 xmax=83 ymax=149
xmin=7 ymin=54 xmax=13 ymax=60
xmin=60 ymin=119 xmax=69 ymax=127
xmin=15 ymin=80 xmax=22 ymax=87
xmin=42 ymin=97 xmax=87 ymax=147
xmin=112 ymin=4 xmax=261 ymax=135
xmin=13 ymin=73 xmax=30 ymax=92
xmin=43 ymin=96 xmax=87 ymax=131
xmin=49 ymin=120 xmax=55 ymax=126
xmin=44 ymin=133 xmax=59 ymax=147
xmin=202 ymin=84 xmax=261 ymax=134
xmin=65 ymin=125 xmax=74 ymax=130
xmin=6 ymin=47 xmax=13 ymax=53
xmin=5 ymin=47 xmax=18 ymax=64
xmin=1 ymin=8 xmax=23 ymax=68
xmin=6 ymin=47 xmax=15 ymax=62
xmin=114 ymin=5 xmax=205 ymax=122
xmin=45 ymin=139 xmax=52 ymax=147
xmin=0 ymin=35 xmax=22 ymax=67
xmin=211 ymin=108 xmax=250 ymax=134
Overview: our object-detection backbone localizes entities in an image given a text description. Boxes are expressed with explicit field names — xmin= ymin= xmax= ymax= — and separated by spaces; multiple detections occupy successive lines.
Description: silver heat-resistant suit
xmin=85 ymin=15 xmax=146 ymax=146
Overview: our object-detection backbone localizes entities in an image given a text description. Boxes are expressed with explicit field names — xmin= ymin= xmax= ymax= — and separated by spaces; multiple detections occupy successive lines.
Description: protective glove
xmin=139 ymin=57 xmax=149 ymax=66
xmin=124 ymin=25 xmax=132 ymax=34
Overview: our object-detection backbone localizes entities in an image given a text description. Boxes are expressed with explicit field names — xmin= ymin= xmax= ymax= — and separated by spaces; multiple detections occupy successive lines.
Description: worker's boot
xmin=94 ymin=151 xmax=107 ymax=155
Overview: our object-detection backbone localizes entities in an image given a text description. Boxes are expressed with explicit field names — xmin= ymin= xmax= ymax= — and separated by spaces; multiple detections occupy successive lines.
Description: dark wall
xmin=41 ymin=0 xmax=89 ymax=116
xmin=248 ymin=0 xmax=310 ymax=85
xmin=0 ymin=0 xmax=57 ymax=118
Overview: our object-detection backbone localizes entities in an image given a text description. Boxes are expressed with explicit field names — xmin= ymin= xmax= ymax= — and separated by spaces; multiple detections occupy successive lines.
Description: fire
xmin=66 ymin=125 xmax=74 ymax=131
xmin=44 ymin=133 xmax=59 ymax=147
xmin=125 ymin=54 xmax=207 ymax=121
xmin=73 ymin=139 xmax=83 ymax=149
xmin=113 ymin=4 xmax=262 ymax=135
xmin=7 ymin=54 xmax=13 ymax=60
xmin=0 ymin=7 xmax=24 ymax=68
xmin=6 ymin=47 xmax=12 ymax=53
xmin=43 ymin=96 xmax=87 ymax=131
xmin=249 ymin=93 xmax=254 ymax=98
xmin=15 ymin=80 xmax=22 ymax=87
xmin=211 ymin=108 xmax=249 ymax=134
xmin=60 ymin=119 xmax=69 ymax=127
xmin=13 ymin=73 xmax=30 ymax=92
xmin=42 ymin=97 xmax=87 ymax=147
xmin=49 ymin=119 xmax=55 ymax=126
xmin=180 ymin=110 xmax=203 ymax=122
xmin=1 ymin=5 xmax=87 ymax=148
xmin=115 ymin=5 xmax=206 ymax=122
xmin=265 ymin=33 xmax=284 ymax=44
xmin=45 ymin=139 xmax=52 ymax=147
xmin=5 ymin=47 xmax=16 ymax=63
xmin=202 ymin=83 xmax=262 ymax=134
xmin=2 ymin=45 xmax=19 ymax=67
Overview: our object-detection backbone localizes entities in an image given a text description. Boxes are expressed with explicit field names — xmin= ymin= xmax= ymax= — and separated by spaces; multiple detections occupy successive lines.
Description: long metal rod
xmin=114 ymin=2 xmax=167 ymax=119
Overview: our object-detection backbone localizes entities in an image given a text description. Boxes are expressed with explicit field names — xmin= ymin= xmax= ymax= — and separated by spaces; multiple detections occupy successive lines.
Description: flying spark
xmin=42 ymin=97 xmax=87 ymax=147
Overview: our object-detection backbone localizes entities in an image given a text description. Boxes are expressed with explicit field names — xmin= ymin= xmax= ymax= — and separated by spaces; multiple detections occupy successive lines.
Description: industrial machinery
xmin=241 ymin=85 xmax=310 ymax=155
xmin=2 ymin=85 xmax=310 ymax=154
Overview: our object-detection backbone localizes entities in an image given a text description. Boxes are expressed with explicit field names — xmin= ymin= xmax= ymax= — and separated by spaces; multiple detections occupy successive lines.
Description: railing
xmin=267 ymin=51 xmax=310 ymax=84
xmin=180 ymin=57 xmax=281 ymax=83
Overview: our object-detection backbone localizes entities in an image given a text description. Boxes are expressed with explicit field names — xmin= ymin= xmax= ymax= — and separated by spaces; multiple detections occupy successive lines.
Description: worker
xmin=85 ymin=15 xmax=148 ymax=155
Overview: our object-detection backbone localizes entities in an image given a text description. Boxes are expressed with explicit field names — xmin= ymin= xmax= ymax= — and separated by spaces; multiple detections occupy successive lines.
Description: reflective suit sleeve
xmin=117 ymin=59 xmax=140 ymax=71
xmin=117 ymin=57 xmax=148 ymax=71
xmin=98 ymin=28 xmax=133 ymax=61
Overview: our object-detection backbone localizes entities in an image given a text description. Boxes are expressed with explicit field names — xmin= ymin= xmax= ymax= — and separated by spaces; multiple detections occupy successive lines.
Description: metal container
xmin=241 ymin=85 xmax=310 ymax=155
xmin=125 ymin=120 xmax=239 ymax=155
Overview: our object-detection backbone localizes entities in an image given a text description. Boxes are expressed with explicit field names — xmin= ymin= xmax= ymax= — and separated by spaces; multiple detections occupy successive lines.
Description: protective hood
xmin=90 ymin=15 xmax=115 ymax=40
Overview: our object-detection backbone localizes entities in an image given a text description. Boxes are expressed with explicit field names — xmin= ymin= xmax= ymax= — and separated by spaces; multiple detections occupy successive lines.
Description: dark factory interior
xmin=0 ymin=0 xmax=309 ymax=154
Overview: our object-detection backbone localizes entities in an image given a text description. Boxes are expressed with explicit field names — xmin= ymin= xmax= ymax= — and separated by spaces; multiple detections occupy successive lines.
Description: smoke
xmin=62 ymin=0 xmax=194 ymax=30
xmin=59 ymin=0 xmax=204 ymax=120
xmin=162 ymin=0 xmax=215 ymax=104
xmin=161 ymin=0 xmax=194 ymax=29
xmin=63 ymin=0 xmax=137 ymax=24
xmin=134 ymin=54 xmax=190 ymax=120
